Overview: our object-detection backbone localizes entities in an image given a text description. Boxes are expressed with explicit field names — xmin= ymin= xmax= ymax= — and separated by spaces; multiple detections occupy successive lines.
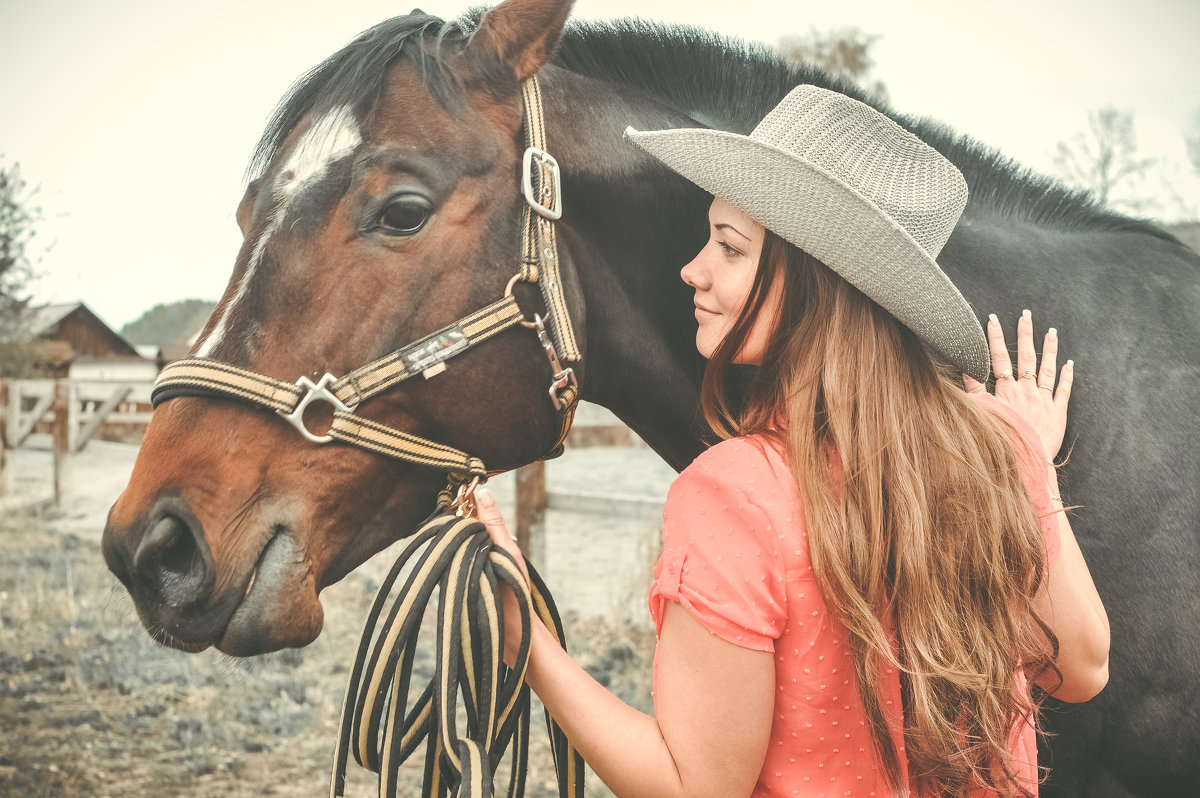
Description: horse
xmin=101 ymin=1 xmax=1199 ymax=795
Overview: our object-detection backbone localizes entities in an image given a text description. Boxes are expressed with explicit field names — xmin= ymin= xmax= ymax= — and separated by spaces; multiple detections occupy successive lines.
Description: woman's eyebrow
xmin=715 ymin=222 xmax=750 ymax=242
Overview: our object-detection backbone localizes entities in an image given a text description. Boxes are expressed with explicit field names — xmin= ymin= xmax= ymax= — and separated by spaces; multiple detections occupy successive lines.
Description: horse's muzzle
xmin=102 ymin=495 xmax=322 ymax=655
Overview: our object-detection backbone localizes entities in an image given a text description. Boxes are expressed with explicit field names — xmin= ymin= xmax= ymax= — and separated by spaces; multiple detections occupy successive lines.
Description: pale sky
xmin=2 ymin=0 xmax=1198 ymax=331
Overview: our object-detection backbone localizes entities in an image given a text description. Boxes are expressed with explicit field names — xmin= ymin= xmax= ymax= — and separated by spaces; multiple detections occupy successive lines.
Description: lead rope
xmin=330 ymin=500 xmax=585 ymax=798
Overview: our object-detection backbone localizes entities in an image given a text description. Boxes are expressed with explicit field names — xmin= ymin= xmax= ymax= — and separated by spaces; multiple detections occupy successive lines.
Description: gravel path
xmin=0 ymin=405 xmax=676 ymax=796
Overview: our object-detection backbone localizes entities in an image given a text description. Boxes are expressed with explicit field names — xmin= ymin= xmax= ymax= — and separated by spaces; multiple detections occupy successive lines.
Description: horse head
xmin=103 ymin=0 xmax=585 ymax=656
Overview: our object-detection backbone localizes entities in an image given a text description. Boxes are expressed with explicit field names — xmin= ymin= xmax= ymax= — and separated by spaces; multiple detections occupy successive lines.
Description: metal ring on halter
xmin=505 ymin=272 xmax=541 ymax=330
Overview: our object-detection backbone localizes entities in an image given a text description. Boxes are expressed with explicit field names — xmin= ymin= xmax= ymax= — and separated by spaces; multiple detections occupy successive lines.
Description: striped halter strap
xmin=150 ymin=77 xmax=581 ymax=493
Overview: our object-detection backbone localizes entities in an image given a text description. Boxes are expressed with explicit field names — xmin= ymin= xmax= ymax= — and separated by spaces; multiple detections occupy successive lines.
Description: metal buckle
xmin=450 ymin=476 xmax=481 ymax=518
xmin=276 ymin=373 xmax=354 ymax=444
xmin=548 ymin=366 xmax=577 ymax=411
xmin=530 ymin=314 xmax=578 ymax=411
xmin=522 ymin=147 xmax=562 ymax=221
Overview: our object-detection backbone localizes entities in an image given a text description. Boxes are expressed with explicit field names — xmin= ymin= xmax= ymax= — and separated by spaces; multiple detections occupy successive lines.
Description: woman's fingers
xmin=1039 ymin=327 xmax=1059 ymax=393
xmin=476 ymin=488 xmax=511 ymax=539
xmin=475 ymin=489 xmax=530 ymax=579
xmin=473 ymin=488 xmax=530 ymax=667
xmin=1016 ymin=309 xmax=1037 ymax=382
xmin=1055 ymin=359 xmax=1075 ymax=410
xmin=978 ymin=310 xmax=1072 ymax=460
xmin=987 ymin=314 xmax=1014 ymax=383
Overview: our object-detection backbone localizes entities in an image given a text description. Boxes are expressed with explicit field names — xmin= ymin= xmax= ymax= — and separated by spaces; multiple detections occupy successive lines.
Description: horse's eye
xmin=378 ymin=195 xmax=431 ymax=235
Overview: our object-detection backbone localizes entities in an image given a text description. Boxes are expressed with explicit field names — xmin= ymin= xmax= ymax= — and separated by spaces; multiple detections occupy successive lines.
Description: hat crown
xmin=751 ymin=86 xmax=967 ymax=259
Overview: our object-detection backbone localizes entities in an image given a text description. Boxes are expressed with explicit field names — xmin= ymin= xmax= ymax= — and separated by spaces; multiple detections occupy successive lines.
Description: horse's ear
xmin=468 ymin=0 xmax=575 ymax=82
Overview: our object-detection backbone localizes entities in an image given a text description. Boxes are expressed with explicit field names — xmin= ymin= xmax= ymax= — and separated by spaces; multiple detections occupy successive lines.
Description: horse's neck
xmin=544 ymin=70 xmax=711 ymax=471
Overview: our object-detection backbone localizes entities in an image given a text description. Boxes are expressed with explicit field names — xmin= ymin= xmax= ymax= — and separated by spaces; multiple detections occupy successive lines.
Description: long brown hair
xmin=702 ymin=230 xmax=1059 ymax=797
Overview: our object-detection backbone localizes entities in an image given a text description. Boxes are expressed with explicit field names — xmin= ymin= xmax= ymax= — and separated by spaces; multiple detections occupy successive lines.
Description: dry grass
xmin=0 ymin=505 xmax=657 ymax=797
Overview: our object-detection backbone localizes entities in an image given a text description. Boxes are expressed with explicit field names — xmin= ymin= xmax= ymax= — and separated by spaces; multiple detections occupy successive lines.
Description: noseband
xmin=151 ymin=77 xmax=581 ymax=500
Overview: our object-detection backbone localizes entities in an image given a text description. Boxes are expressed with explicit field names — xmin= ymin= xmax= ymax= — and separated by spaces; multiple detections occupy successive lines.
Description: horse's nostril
xmin=133 ymin=515 xmax=211 ymax=608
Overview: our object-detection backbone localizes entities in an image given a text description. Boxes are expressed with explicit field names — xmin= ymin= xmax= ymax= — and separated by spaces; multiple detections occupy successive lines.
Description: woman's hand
xmin=474 ymin=488 xmax=530 ymax=667
xmin=966 ymin=314 xmax=1109 ymax=701
xmin=964 ymin=309 xmax=1074 ymax=461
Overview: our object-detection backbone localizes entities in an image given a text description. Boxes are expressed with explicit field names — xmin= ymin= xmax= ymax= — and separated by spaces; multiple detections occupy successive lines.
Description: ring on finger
xmin=995 ymin=372 xmax=1014 ymax=381
xmin=1037 ymin=384 xmax=1053 ymax=392
xmin=1019 ymin=370 xmax=1036 ymax=380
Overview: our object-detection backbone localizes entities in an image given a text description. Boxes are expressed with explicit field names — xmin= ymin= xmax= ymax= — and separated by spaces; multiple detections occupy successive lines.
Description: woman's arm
xmin=476 ymin=490 xmax=774 ymax=798
xmin=1037 ymin=461 xmax=1110 ymax=700
xmin=966 ymin=310 xmax=1110 ymax=702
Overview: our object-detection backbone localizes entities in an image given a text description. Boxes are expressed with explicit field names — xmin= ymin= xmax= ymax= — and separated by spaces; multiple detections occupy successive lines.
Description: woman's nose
xmin=681 ymin=248 xmax=708 ymax=288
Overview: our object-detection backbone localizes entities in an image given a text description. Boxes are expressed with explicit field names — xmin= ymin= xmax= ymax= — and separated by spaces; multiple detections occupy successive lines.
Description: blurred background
xmin=2 ymin=0 xmax=1197 ymax=336
xmin=1 ymin=0 xmax=1197 ymax=795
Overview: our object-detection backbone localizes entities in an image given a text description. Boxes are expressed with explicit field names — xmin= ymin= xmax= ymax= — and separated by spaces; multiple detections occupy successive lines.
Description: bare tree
xmin=1185 ymin=108 xmax=1200 ymax=175
xmin=1054 ymin=107 xmax=1157 ymax=213
xmin=0 ymin=161 xmax=41 ymax=377
xmin=777 ymin=28 xmax=888 ymax=102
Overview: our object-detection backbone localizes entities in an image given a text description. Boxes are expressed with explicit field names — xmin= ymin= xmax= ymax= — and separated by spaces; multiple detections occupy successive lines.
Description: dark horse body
xmin=102 ymin=1 xmax=1199 ymax=795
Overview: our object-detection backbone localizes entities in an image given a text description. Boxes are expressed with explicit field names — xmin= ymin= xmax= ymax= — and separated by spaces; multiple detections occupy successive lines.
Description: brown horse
xmin=103 ymin=1 xmax=1199 ymax=795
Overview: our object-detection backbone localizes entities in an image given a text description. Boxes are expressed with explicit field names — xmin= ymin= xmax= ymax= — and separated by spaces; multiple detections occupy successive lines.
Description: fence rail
xmin=1 ymin=377 xmax=155 ymax=505
xmin=0 ymin=379 xmax=650 ymax=534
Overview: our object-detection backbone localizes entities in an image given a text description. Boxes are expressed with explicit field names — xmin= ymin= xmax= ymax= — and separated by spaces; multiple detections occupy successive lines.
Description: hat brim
xmin=625 ymin=125 xmax=989 ymax=382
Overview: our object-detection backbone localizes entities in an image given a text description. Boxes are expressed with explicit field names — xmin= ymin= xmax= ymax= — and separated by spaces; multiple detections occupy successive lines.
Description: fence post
xmin=67 ymin=379 xmax=79 ymax=453
xmin=515 ymin=462 xmax=547 ymax=571
xmin=3 ymin=379 xmax=17 ymax=447
xmin=52 ymin=378 xmax=71 ymax=507
xmin=0 ymin=380 xmax=8 ymax=497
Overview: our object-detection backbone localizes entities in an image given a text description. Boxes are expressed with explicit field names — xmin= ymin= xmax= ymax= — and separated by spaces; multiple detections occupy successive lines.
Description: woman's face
xmin=681 ymin=198 xmax=779 ymax=364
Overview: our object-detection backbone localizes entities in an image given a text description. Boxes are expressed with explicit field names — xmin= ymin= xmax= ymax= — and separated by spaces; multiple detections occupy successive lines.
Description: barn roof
xmin=28 ymin=301 xmax=142 ymax=359
xmin=27 ymin=303 xmax=81 ymax=335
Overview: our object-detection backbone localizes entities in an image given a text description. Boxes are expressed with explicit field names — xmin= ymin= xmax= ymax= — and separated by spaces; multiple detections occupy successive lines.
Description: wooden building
xmin=2 ymin=303 xmax=156 ymax=449
xmin=26 ymin=303 xmax=156 ymax=383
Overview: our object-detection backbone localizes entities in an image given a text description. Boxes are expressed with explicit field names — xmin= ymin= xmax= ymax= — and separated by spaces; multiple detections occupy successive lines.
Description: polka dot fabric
xmin=648 ymin=393 xmax=1059 ymax=796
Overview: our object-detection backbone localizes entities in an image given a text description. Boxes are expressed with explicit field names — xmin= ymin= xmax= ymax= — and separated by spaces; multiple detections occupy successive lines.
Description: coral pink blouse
xmin=648 ymin=394 xmax=1060 ymax=797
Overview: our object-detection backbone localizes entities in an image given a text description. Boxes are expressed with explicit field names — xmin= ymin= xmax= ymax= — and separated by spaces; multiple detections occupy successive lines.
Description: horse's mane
xmin=253 ymin=9 xmax=1167 ymax=239
xmin=551 ymin=17 xmax=1168 ymax=238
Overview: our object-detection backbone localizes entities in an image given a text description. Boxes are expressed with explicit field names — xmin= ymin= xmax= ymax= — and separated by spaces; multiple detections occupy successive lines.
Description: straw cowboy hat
xmin=625 ymin=84 xmax=990 ymax=382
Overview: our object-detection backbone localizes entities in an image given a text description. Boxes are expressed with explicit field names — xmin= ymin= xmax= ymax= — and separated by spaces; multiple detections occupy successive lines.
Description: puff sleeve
xmin=648 ymin=441 xmax=789 ymax=652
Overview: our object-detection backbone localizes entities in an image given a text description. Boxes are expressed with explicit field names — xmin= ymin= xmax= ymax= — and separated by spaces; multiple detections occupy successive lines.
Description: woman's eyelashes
xmin=717 ymin=240 xmax=742 ymax=257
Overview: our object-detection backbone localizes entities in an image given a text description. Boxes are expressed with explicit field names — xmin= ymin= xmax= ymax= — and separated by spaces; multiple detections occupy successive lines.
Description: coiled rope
xmin=330 ymin=506 xmax=585 ymax=798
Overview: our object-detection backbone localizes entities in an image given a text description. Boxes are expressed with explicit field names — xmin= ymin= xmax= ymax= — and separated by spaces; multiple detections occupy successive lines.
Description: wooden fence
xmin=0 ymin=380 xmax=646 ymax=538
xmin=2 ymin=378 xmax=153 ymax=452
xmin=511 ymin=412 xmax=646 ymax=553
xmin=1 ymin=378 xmax=154 ymax=505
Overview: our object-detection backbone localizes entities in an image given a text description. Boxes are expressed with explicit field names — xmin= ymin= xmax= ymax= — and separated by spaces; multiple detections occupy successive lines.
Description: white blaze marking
xmin=197 ymin=107 xmax=361 ymax=358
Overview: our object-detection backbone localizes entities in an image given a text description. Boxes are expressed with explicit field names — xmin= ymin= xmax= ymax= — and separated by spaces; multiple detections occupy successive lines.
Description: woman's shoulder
xmin=687 ymin=433 xmax=786 ymax=473
xmin=673 ymin=434 xmax=794 ymax=504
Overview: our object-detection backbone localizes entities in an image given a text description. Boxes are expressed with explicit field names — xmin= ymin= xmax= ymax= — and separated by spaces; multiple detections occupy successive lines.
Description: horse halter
xmin=151 ymin=77 xmax=581 ymax=500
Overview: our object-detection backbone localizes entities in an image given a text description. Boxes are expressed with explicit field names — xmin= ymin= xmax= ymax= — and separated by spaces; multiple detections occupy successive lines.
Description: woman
xmin=476 ymin=85 xmax=1109 ymax=797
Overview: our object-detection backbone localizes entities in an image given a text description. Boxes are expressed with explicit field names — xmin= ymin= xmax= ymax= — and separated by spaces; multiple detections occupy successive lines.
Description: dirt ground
xmin=0 ymin=438 xmax=670 ymax=797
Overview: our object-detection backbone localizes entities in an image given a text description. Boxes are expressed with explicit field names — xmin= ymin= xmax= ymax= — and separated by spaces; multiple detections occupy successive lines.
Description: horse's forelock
xmin=249 ymin=12 xmax=474 ymax=181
